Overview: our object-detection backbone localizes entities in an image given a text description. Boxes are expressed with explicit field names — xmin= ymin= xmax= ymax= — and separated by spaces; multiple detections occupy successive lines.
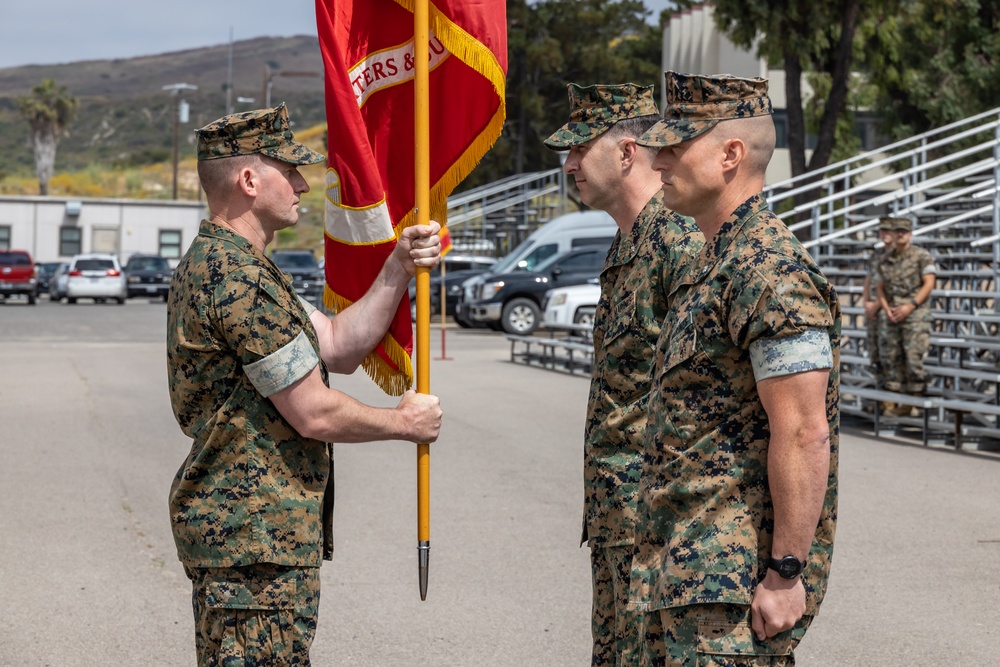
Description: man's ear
xmin=237 ymin=165 xmax=258 ymax=197
xmin=620 ymin=138 xmax=638 ymax=168
xmin=721 ymin=137 xmax=746 ymax=174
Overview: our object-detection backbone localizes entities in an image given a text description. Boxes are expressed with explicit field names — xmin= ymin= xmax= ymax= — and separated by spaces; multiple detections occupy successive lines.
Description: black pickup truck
xmin=269 ymin=249 xmax=325 ymax=309
xmin=461 ymin=244 xmax=609 ymax=335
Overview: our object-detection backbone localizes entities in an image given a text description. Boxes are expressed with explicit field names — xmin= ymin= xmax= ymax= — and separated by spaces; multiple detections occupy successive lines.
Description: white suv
xmin=65 ymin=253 xmax=127 ymax=304
xmin=542 ymin=281 xmax=599 ymax=335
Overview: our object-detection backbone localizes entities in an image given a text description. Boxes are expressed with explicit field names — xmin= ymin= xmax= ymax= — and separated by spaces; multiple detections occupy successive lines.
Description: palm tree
xmin=17 ymin=79 xmax=79 ymax=195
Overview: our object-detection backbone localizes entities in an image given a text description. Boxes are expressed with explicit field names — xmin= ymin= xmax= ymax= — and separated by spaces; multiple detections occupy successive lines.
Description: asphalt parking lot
xmin=0 ymin=298 xmax=998 ymax=666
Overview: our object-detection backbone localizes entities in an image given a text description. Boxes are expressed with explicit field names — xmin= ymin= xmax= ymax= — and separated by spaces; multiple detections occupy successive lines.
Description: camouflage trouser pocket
xmin=193 ymin=566 xmax=300 ymax=667
xmin=695 ymin=605 xmax=808 ymax=667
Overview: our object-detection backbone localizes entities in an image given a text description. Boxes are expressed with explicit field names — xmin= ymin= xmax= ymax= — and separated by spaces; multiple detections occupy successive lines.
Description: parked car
xmin=407 ymin=253 xmax=497 ymax=318
xmin=125 ymin=254 xmax=173 ymax=301
xmin=34 ymin=261 xmax=62 ymax=294
xmin=65 ymin=253 xmax=127 ymax=304
xmin=456 ymin=211 xmax=615 ymax=327
xmin=270 ymin=249 xmax=325 ymax=309
xmin=0 ymin=249 xmax=38 ymax=305
xmin=462 ymin=244 xmax=610 ymax=335
xmin=543 ymin=281 xmax=600 ymax=335
xmin=48 ymin=263 xmax=70 ymax=302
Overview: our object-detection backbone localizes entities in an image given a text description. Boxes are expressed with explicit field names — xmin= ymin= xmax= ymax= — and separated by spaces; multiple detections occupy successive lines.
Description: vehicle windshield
xmin=76 ymin=259 xmax=115 ymax=271
xmin=128 ymin=257 xmax=170 ymax=271
xmin=0 ymin=252 xmax=31 ymax=266
xmin=273 ymin=253 xmax=319 ymax=269
xmin=489 ymin=239 xmax=535 ymax=274
xmin=533 ymin=249 xmax=570 ymax=273
xmin=490 ymin=241 xmax=561 ymax=274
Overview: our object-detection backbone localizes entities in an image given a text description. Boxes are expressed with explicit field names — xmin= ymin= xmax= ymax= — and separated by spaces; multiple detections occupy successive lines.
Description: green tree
xmin=17 ymin=79 xmax=79 ymax=195
xmin=712 ymin=0 xmax=898 ymax=178
xmin=865 ymin=0 xmax=1000 ymax=139
xmin=466 ymin=0 xmax=661 ymax=190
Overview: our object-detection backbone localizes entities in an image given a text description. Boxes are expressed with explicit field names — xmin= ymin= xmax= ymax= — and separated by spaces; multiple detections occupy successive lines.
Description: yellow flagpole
xmin=414 ymin=0 xmax=432 ymax=601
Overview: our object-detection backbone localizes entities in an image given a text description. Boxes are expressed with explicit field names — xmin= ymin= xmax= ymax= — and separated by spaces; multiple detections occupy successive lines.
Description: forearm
xmin=768 ymin=424 xmax=831 ymax=559
xmin=322 ymin=259 xmax=411 ymax=373
xmin=913 ymin=275 xmax=935 ymax=306
xmin=875 ymin=282 xmax=891 ymax=311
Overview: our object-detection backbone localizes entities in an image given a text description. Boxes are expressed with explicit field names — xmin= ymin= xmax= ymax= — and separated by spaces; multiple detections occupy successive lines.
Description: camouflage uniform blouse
xmin=167 ymin=221 xmax=334 ymax=568
xmin=875 ymin=244 xmax=937 ymax=321
xmin=584 ymin=191 xmax=703 ymax=548
xmin=631 ymin=195 xmax=840 ymax=615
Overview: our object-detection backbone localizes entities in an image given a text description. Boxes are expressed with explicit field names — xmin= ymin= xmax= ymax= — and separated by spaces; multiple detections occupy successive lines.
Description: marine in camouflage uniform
xmin=862 ymin=222 xmax=895 ymax=387
xmin=875 ymin=216 xmax=937 ymax=397
xmin=546 ymin=83 xmax=704 ymax=667
xmin=630 ymin=72 xmax=840 ymax=666
xmin=167 ymin=103 xmax=443 ymax=666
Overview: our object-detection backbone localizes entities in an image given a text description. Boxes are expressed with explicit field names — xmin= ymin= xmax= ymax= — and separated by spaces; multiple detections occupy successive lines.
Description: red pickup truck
xmin=0 ymin=250 xmax=38 ymax=305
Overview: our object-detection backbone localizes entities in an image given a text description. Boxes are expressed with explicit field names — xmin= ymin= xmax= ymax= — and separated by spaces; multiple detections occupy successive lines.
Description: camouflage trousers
xmin=879 ymin=315 xmax=931 ymax=394
xmin=640 ymin=603 xmax=811 ymax=667
xmin=865 ymin=310 xmax=889 ymax=387
xmin=591 ymin=543 xmax=645 ymax=666
xmin=185 ymin=563 xmax=321 ymax=667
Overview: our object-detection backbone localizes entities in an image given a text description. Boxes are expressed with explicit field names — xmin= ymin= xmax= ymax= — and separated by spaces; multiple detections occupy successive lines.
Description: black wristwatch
xmin=767 ymin=555 xmax=805 ymax=580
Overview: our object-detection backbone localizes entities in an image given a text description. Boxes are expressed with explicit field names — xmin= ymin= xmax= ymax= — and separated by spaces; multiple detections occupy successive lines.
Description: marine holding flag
xmin=317 ymin=0 xmax=507 ymax=395
xmin=166 ymin=103 xmax=444 ymax=665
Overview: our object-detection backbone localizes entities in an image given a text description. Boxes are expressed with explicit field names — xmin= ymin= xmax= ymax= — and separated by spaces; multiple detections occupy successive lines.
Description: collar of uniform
xmin=687 ymin=193 xmax=769 ymax=283
xmin=199 ymin=219 xmax=265 ymax=261
xmin=606 ymin=189 xmax=665 ymax=268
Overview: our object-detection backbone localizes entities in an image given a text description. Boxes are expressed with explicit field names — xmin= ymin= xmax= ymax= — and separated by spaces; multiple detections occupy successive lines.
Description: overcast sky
xmin=0 ymin=1 xmax=674 ymax=70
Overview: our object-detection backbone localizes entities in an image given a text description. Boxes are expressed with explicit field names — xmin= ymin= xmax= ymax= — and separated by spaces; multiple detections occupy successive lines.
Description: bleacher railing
xmin=763 ymin=107 xmax=1000 ymax=290
xmin=444 ymin=168 xmax=564 ymax=255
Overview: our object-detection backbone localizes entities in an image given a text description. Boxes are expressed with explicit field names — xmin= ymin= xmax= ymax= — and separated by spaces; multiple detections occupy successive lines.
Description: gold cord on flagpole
xmin=414 ymin=0 xmax=432 ymax=602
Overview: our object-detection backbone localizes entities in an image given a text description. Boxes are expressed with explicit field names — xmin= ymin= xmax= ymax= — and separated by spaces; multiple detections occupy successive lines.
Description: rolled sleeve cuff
xmin=750 ymin=328 xmax=833 ymax=382
xmin=244 ymin=331 xmax=319 ymax=397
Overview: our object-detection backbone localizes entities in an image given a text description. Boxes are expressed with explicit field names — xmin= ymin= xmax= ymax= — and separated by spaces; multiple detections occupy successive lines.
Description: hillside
xmin=0 ymin=35 xmax=326 ymax=179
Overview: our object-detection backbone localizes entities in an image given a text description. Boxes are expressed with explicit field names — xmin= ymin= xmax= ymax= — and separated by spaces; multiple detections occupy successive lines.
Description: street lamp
xmin=262 ymin=66 xmax=322 ymax=107
xmin=162 ymin=83 xmax=198 ymax=200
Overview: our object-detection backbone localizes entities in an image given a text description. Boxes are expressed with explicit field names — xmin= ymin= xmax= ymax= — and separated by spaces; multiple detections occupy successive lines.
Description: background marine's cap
xmin=196 ymin=102 xmax=325 ymax=164
xmin=637 ymin=71 xmax=773 ymax=148
xmin=879 ymin=216 xmax=913 ymax=232
xmin=544 ymin=83 xmax=659 ymax=149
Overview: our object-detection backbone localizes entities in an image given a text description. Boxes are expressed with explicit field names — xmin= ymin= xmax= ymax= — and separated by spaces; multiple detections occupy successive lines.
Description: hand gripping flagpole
xmin=414 ymin=0 xmax=432 ymax=601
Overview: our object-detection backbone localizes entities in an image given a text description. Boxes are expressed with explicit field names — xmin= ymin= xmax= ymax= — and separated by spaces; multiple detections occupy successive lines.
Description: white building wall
xmin=0 ymin=196 xmax=204 ymax=265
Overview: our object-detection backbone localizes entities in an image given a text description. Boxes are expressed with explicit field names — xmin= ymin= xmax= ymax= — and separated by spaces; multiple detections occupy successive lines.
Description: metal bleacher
xmin=763 ymin=108 xmax=1000 ymax=449
xmin=444 ymin=168 xmax=566 ymax=257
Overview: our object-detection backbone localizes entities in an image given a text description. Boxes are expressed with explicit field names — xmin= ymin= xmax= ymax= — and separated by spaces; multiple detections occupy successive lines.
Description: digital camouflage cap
xmin=879 ymin=216 xmax=913 ymax=232
xmin=543 ymin=83 xmax=659 ymax=149
xmin=196 ymin=102 xmax=326 ymax=165
xmin=637 ymin=71 xmax=773 ymax=148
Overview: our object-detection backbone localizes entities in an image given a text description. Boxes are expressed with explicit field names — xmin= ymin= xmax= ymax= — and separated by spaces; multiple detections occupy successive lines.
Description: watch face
xmin=779 ymin=559 xmax=801 ymax=578
xmin=770 ymin=556 xmax=804 ymax=579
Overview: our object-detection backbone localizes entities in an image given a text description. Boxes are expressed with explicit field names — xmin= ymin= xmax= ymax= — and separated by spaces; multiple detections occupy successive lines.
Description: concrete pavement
xmin=0 ymin=301 xmax=997 ymax=665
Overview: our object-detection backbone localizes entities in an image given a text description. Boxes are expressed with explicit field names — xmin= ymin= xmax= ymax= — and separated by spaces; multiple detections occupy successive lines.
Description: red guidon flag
xmin=316 ymin=0 xmax=507 ymax=395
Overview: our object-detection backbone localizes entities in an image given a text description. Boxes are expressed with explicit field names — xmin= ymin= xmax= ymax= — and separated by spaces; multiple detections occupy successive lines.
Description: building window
xmin=773 ymin=111 xmax=788 ymax=149
xmin=0 ymin=225 xmax=10 ymax=251
xmin=159 ymin=230 xmax=182 ymax=259
xmin=60 ymin=227 xmax=82 ymax=256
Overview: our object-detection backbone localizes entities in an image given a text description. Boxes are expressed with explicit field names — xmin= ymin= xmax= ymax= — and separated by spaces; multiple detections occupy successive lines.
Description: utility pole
xmin=162 ymin=83 xmax=198 ymax=200
xmin=262 ymin=66 xmax=322 ymax=108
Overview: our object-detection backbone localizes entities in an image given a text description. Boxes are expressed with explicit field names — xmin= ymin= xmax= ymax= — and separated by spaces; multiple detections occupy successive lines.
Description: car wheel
xmin=27 ymin=293 xmax=36 ymax=305
xmin=67 ymin=297 xmax=77 ymax=304
xmin=116 ymin=298 xmax=125 ymax=305
xmin=501 ymin=297 xmax=540 ymax=335
xmin=454 ymin=311 xmax=474 ymax=328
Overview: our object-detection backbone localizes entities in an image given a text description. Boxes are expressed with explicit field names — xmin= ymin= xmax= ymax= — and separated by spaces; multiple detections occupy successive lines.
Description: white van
xmin=455 ymin=210 xmax=617 ymax=327
xmin=488 ymin=210 xmax=617 ymax=275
